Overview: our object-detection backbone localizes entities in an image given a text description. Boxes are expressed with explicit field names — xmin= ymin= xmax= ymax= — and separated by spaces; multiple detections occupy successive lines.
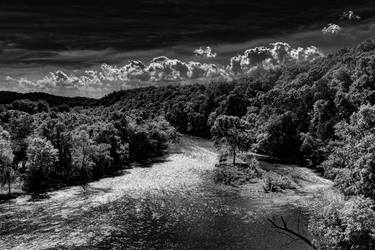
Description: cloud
xmin=193 ymin=46 xmax=217 ymax=58
xmin=322 ymin=24 xmax=343 ymax=35
xmin=342 ymin=11 xmax=361 ymax=21
xmin=99 ymin=56 xmax=230 ymax=83
xmin=5 ymin=42 xmax=324 ymax=97
xmin=228 ymin=42 xmax=323 ymax=73
xmin=5 ymin=56 xmax=231 ymax=97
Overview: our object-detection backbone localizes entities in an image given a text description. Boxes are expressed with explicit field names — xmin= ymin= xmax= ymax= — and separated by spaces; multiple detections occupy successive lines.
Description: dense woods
xmin=1 ymin=37 xmax=375 ymax=248
xmin=0 ymin=104 xmax=177 ymax=193
xmin=0 ymin=91 xmax=95 ymax=107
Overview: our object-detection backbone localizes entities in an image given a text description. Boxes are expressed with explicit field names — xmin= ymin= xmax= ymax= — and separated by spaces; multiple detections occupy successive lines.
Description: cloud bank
xmin=229 ymin=42 xmax=323 ymax=73
xmin=322 ymin=24 xmax=343 ymax=35
xmin=5 ymin=42 xmax=324 ymax=97
xmin=194 ymin=46 xmax=217 ymax=58
xmin=342 ymin=11 xmax=361 ymax=21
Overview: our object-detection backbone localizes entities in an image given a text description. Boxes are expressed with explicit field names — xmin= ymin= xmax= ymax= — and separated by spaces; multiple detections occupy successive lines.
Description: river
xmin=0 ymin=136 xmax=330 ymax=250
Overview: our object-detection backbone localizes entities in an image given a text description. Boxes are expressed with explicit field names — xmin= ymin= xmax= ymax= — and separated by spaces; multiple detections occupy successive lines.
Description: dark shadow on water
xmin=130 ymin=155 xmax=172 ymax=168
xmin=28 ymin=192 xmax=51 ymax=201
xmin=80 ymin=184 xmax=113 ymax=195
xmin=0 ymin=192 xmax=24 ymax=203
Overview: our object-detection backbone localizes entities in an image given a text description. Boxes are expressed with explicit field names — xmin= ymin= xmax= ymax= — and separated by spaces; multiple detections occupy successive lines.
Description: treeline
xmin=0 ymin=100 xmax=176 ymax=193
xmin=0 ymin=91 xmax=94 ymax=107
xmin=98 ymin=82 xmax=243 ymax=137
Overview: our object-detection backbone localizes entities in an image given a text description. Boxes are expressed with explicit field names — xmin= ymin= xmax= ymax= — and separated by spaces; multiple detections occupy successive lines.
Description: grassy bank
xmin=214 ymin=152 xmax=332 ymax=195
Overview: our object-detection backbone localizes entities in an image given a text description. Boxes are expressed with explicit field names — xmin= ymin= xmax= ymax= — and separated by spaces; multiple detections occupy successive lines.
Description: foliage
xmin=0 ymin=105 xmax=176 ymax=192
xmin=24 ymin=136 xmax=59 ymax=192
xmin=308 ymin=195 xmax=375 ymax=250
xmin=9 ymin=99 xmax=50 ymax=114
xmin=0 ymin=91 xmax=94 ymax=107
xmin=70 ymin=128 xmax=109 ymax=180
xmin=321 ymin=105 xmax=375 ymax=199
xmin=128 ymin=116 xmax=177 ymax=160
xmin=0 ymin=126 xmax=14 ymax=193
xmin=262 ymin=171 xmax=295 ymax=192
xmin=256 ymin=111 xmax=302 ymax=162
xmin=211 ymin=115 xmax=253 ymax=165
xmin=214 ymin=158 xmax=262 ymax=186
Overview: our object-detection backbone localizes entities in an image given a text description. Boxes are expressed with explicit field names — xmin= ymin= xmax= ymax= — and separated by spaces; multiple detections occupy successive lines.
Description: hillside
xmin=0 ymin=91 xmax=95 ymax=106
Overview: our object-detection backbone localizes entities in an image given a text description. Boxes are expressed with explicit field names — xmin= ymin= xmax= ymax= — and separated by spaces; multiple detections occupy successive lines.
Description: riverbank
xmin=214 ymin=152 xmax=334 ymax=210
xmin=0 ymin=182 xmax=24 ymax=202
xmin=0 ymin=145 xmax=174 ymax=203
xmin=239 ymin=160 xmax=333 ymax=204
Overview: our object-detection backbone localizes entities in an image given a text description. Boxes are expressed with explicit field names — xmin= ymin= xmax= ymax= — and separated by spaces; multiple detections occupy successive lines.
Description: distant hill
xmin=0 ymin=91 xmax=95 ymax=106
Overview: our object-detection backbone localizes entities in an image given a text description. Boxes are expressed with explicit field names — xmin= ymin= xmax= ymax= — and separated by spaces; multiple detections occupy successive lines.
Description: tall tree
xmin=211 ymin=115 xmax=252 ymax=166
xmin=71 ymin=128 xmax=112 ymax=179
xmin=0 ymin=127 xmax=14 ymax=194
xmin=24 ymin=136 xmax=58 ymax=192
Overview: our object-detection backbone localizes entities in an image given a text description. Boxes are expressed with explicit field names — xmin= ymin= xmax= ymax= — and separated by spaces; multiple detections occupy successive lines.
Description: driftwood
xmin=267 ymin=216 xmax=318 ymax=250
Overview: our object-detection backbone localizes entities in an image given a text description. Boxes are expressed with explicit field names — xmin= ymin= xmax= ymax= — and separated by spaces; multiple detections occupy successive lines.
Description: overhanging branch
xmin=267 ymin=216 xmax=318 ymax=250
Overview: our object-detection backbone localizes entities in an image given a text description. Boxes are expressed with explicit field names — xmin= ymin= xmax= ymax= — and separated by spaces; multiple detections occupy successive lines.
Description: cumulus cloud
xmin=5 ymin=57 xmax=231 ymax=96
xmin=228 ymin=42 xmax=323 ymax=73
xmin=193 ymin=46 xmax=217 ymax=58
xmin=5 ymin=42 xmax=324 ymax=97
xmin=99 ymin=56 xmax=230 ymax=83
xmin=342 ymin=11 xmax=361 ymax=21
xmin=322 ymin=23 xmax=343 ymax=35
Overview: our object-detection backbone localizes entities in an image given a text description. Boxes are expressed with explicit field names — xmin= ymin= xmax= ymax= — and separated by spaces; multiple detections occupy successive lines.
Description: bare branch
xmin=281 ymin=216 xmax=287 ymax=228
xmin=267 ymin=217 xmax=318 ymax=250
xmin=276 ymin=231 xmax=298 ymax=241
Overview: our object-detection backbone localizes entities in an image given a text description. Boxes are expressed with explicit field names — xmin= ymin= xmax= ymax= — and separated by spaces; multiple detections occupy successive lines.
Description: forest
xmin=0 ymin=102 xmax=177 ymax=193
xmin=1 ymin=37 xmax=375 ymax=248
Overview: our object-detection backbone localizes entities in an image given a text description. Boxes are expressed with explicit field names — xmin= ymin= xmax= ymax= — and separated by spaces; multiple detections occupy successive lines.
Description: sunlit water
xmin=0 ymin=136 xmax=325 ymax=250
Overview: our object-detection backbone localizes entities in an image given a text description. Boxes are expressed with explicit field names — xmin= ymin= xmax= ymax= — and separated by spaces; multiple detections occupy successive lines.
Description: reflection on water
xmin=0 ymin=136 xmax=313 ymax=250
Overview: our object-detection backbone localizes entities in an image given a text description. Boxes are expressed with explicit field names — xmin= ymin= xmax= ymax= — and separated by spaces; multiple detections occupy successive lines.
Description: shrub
xmin=214 ymin=157 xmax=262 ymax=186
xmin=262 ymin=171 xmax=294 ymax=192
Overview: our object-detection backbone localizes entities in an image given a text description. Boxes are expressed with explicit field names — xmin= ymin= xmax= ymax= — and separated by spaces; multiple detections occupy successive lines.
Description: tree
xmin=308 ymin=195 xmax=375 ymax=249
xmin=128 ymin=116 xmax=176 ymax=160
xmin=86 ymin=121 xmax=128 ymax=173
xmin=24 ymin=136 xmax=59 ymax=192
xmin=7 ymin=111 xmax=34 ymax=168
xmin=36 ymin=115 xmax=73 ymax=178
xmin=311 ymin=99 xmax=337 ymax=140
xmin=224 ymin=93 xmax=248 ymax=117
xmin=71 ymin=128 xmax=112 ymax=180
xmin=10 ymin=99 xmax=50 ymax=114
xmin=0 ymin=127 xmax=14 ymax=194
xmin=211 ymin=115 xmax=252 ymax=166
xmin=256 ymin=111 xmax=301 ymax=162
xmin=322 ymin=105 xmax=375 ymax=199
xmin=299 ymin=132 xmax=326 ymax=168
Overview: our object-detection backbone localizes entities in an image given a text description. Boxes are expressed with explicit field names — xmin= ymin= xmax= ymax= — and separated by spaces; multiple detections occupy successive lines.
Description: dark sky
xmin=0 ymin=0 xmax=375 ymax=97
xmin=0 ymin=0 xmax=374 ymax=52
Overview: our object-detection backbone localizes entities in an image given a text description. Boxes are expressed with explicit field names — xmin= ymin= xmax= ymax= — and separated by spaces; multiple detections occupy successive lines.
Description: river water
xmin=0 ymin=136 xmax=320 ymax=250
